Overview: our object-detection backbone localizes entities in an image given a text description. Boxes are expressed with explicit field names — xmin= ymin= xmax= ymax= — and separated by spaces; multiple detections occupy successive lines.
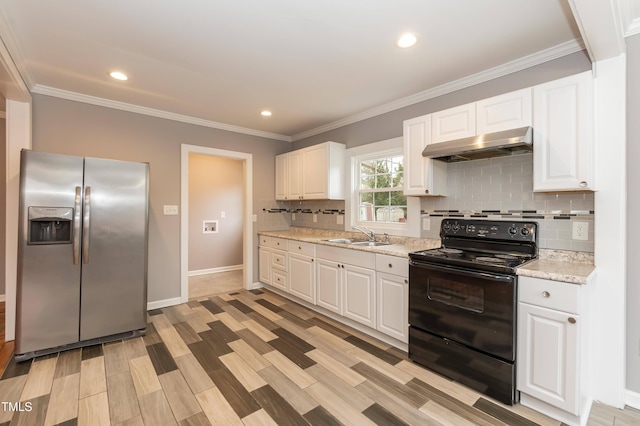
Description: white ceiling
xmin=0 ymin=1 xmax=616 ymax=140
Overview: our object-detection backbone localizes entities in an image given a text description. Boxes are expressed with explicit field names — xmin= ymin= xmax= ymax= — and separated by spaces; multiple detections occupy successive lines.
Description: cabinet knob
xmin=542 ymin=291 xmax=550 ymax=298
xmin=404 ymin=279 xmax=408 ymax=284
xmin=579 ymin=181 xmax=588 ymax=188
xmin=311 ymin=258 xmax=314 ymax=262
xmin=425 ymin=189 xmax=429 ymax=194
xmin=568 ymin=317 xmax=576 ymax=324
xmin=298 ymin=246 xmax=302 ymax=250
xmin=388 ymin=263 xmax=393 ymax=268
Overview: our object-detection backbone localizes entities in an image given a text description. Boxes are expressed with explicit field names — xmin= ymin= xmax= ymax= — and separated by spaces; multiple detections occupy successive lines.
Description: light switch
xmin=221 ymin=211 xmax=226 ymax=218
xmin=164 ymin=205 xmax=178 ymax=215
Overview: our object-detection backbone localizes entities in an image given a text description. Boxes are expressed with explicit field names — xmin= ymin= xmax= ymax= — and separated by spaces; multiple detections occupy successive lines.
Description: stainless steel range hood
xmin=422 ymin=126 xmax=533 ymax=162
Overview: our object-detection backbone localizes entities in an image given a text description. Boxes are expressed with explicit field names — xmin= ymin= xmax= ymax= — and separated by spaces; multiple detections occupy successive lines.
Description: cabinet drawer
xmin=288 ymin=240 xmax=316 ymax=257
xmin=519 ymin=276 xmax=580 ymax=314
xmin=259 ymin=235 xmax=272 ymax=247
xmin=271 ymin=249 xmax=288 ymax=271
xmin=375 ymin=254 xmax=408 ymax=278
xmin=272 ymin=270 xmax=287 ymax=290
xmin=271 ymin=237 xmax=288 ymax=250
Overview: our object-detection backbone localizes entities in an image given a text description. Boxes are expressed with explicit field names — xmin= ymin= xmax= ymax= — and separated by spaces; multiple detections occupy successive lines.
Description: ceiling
xmin=0 ymin=1 xmax=615 ymax=140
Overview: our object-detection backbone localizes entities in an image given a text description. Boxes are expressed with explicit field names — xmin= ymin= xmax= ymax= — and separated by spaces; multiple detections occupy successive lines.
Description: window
xmin=356 ymin=153 xmax=407 ymax=224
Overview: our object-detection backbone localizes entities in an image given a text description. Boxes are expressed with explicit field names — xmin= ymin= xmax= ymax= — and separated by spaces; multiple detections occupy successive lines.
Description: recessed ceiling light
xmin=396 ymin=33 xmax=418 ymax=48
xmin=109 ymin=71 xmax=128 ymax=81
xmin=261 ymin=110 xmax=272 ymax=117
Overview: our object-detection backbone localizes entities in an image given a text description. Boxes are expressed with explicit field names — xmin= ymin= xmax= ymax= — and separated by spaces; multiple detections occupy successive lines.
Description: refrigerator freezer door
xmin=80 ymin=157 xmax=148 ymax=341
xmin=16 ymin=151 xmax=84 ymax=354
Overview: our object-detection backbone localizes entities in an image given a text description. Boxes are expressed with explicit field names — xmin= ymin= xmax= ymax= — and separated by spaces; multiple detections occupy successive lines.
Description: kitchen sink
xmin=349 ymin=241 xmax=390 ymax=247
xmin=324 ymin=238 xmax=390 ymax=247
xmin=325 ymin=238 xmax=353 ymax=244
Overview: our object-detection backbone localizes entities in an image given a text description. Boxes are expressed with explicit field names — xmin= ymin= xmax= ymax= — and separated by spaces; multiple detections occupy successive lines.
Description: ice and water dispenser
xmin=27 ymin=207 xmax=73 ymax=245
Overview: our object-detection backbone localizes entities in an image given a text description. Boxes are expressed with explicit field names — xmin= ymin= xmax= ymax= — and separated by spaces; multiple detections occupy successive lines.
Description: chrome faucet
xmin=353 ymin=226 xmax=376 ymax=241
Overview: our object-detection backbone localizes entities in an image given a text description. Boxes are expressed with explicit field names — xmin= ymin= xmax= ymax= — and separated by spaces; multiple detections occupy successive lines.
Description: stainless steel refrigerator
xmin=16 ymin=150 xmax=149 ymax=361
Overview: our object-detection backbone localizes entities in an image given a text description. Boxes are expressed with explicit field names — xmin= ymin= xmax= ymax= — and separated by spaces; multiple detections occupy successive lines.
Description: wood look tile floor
xmin=0 ymin=289 xmax=638 ymax=426
xmin=188 ymin=271 xmax=244 ymax=300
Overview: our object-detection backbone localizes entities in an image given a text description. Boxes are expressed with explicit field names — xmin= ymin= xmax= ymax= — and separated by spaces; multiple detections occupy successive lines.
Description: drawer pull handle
xmin=568 ymin=317 xmax=576 ymax=324
xmin=542 ymin=291 xmax=550 ymax=298
xmin=579 ymin=181 xmax=588 ymax=188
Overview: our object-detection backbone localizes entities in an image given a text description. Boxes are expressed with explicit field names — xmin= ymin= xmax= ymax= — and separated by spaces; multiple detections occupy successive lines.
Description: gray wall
xmin=627 ymin=34 xmax=640 ymax=393
xmin=31 ymin=94 xmax=291 ymax=303
xmin=188 ymin=153 xmax=243 ymax=271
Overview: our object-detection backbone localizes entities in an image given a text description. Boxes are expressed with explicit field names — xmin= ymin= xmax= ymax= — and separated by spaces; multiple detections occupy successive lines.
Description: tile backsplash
xmin=420 ymin=153 xmax=595 ymax=252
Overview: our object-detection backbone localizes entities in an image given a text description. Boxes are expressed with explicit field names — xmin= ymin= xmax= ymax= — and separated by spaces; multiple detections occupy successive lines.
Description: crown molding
xmin=31 ymin=85 xmax=292 ymax=142
xmin=619 ymin=0 xmax=640 ymax=37
xmin=291 ymin=40 xmax=585 ymax=141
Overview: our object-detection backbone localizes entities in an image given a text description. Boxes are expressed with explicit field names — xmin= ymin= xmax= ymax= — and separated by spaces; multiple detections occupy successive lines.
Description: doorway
xmin=180 ymin=145 xmax=253 ymax=302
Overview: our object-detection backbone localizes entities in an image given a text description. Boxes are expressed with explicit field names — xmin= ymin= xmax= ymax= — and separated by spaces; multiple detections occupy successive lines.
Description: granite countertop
xmin=516 ymin=249 xmax=596 ymax=285
xmin=259 ymin=228 xmax=596 ymax=283
xmin=258 ymin=227 xmax=440 ymax=257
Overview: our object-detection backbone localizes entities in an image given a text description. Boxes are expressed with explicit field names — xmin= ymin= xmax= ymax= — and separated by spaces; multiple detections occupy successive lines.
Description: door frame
xmin=180 ymin=144 xmax=253 ymax=302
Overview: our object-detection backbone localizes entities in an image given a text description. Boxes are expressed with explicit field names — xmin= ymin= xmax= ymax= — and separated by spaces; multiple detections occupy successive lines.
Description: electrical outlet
xmin=163 ymin=205 xmax=178 ymax=215
xmin=313 ymin=214 xmax=317 ymax=223
xmin=572 ymin=221 xmax=589 ymax=241
xmin=422 ymin=218 xmax=431 ymax=231
xmin=220 ymin=211 xmax=226 ymax=218
xmin=337 ymin=215 xmax=344 ymax=225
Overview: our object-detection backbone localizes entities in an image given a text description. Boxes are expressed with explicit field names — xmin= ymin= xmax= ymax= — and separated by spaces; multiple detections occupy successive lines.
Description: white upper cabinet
xmin=476 ymin=88 xmax=532 ymax=134
xmin=533 ymin=71 xmax=594 ymax=192
xmin=275 ymin=141 xmax=346 ymax=200
xmin=402 ymin=114 xmax=447 ymax=196
xmin=431 ymin=103 xmax=476 ymax=143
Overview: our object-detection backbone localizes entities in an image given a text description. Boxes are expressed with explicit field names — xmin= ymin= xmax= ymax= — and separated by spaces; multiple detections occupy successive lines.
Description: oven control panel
xmin=441 ymin=219 xmax=537 ymax=242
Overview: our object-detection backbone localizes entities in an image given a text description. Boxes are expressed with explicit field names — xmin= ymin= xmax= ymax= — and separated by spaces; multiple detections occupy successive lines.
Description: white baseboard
xmin=188 ymin=264 xmax=243 ymax=276
xmin=626 ymin=389 xmax=640 ymax=410
xmin=249 ymin=281 xmax=264 ymax=290
xmin=147 ymin=297 xmax=182 ymax=311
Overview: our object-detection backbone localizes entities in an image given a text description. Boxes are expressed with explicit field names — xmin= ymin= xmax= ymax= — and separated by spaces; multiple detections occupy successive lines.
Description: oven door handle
xmin=409 ymin=260 xmax=515 ymax=282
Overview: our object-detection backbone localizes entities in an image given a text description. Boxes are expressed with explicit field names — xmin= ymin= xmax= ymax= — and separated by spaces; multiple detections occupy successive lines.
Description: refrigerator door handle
xmin=73 ymin=186 xmax=82 ymax=264
xmin=82 ymin=186 xmax=91 ymax=264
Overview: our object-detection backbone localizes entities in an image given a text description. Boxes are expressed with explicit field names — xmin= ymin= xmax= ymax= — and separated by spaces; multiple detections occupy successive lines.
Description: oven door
xmin=409 ymin=260 xmax=516 ymax=361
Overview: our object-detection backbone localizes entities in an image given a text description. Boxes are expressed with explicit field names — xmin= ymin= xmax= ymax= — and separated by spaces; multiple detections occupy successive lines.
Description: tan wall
xmin=0 ymin=117 xmax=5 ymax=295
xmin=188 ymin=153 xmax=243 ymax=271
xmin=31 ymin=94 xmax=291 ymax=303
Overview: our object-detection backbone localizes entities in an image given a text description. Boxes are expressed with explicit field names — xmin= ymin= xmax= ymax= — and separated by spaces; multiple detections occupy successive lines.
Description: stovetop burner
xmin=409 ymin=219 xmax=538 ymax=274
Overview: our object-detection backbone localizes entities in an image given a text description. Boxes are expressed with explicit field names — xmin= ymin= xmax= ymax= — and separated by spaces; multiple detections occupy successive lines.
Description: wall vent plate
xmin=203 ymin=220 xmax=219 ymax=234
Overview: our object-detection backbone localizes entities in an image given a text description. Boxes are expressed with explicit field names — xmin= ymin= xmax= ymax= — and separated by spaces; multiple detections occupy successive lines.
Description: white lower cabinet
xmin=343 ymin=264 xmax=376 ymax=328
xmin=517 ymin=275 xmax=593 ymax=425
xmin=375 ymin=254 xmax=409 ymax=343
xmin=518 ymin=302 xmax=579 ymax=413
xmin=260 ymin=235 xmax=411 ymax=347
xmin=258 ymin=247 xmax=271 ymax=285
xmin=288 ymin=252 xmax=315 ymax=304
xmin=316 ymin=259 xmax=342 ymax=314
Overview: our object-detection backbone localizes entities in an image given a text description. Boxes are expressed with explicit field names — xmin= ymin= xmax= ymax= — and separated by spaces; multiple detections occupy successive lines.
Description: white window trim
xmin=345 ymin=137 xmax=421 ymax=238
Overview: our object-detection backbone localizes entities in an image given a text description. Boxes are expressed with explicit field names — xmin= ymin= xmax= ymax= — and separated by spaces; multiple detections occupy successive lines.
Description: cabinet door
xmin=289 ymin=253 xmax=316 ymax=304
xmin=403 ymin=115 xmax=447 ymax=196
xmin=301 ymin=144 xmax=328 ymax=199
xmin=533 ymin=72 xmax=594 ymax=191
xmin=431 ymin=103 xmax=476 ymax=144
xmin=517 ymin=302 xmax=579 ymax=414
xmin=258 ymin=247 xmax=271 ymax=284
xmin=316 ymin=259 xmax=342 ymax=314
xmin=288 ymin=151 xmax=302 ymax=200
xmin=376 ymin=272 xmax=408 ymax=343
xmin=275 ymin=154 xmax=288 ymax=200
xmin=476 ymin=88 xmax=532 ymax=134
xmin=343 ymin=264 xmax=376 ymax=328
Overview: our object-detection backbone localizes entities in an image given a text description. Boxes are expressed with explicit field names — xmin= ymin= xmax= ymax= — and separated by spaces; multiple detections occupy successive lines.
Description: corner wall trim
xmin=147 ymin=297 xmax=182 ymax=311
